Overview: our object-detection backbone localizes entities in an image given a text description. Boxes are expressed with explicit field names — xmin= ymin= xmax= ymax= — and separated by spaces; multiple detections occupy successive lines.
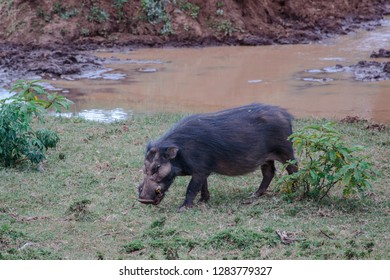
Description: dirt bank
xmin=1 ymin=0 xmax=389 ymax=47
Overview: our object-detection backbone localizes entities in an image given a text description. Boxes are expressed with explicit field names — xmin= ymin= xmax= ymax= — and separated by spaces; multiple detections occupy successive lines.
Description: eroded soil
xmin=1 ymin=0 xmax=389 ymax=46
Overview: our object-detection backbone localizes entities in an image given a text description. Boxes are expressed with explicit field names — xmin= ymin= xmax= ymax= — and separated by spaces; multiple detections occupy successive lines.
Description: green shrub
xmin=0 ymin=80 xmax=72 ymax=167
xmin=112 ymin=0 xmax=128 ymax=21
xmin=53 ymin=1 xmax=78 ymax=19
xmin=278 ymin=122 xmax=377 ymax=200
xmin=88 ymin=5 xmax=109 ymax=23
xmin=141 ymin=0 xmax=169 ymax=24
xmin=178 ymin=1 xmax=200 ymax=19
xmin=160 ymin=20 xmax=173 ymax=35
xmin=211 ymin=19 xmax=237 ymax=36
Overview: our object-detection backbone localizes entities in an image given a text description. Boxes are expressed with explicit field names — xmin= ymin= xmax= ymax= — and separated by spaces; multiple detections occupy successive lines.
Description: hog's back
xmin=156 ymin=104 xmax=294 ymax=176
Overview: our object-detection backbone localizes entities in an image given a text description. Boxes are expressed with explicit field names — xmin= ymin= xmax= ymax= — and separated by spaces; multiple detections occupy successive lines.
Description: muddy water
xmin=52 ymin=20 xmax=390 ymax=123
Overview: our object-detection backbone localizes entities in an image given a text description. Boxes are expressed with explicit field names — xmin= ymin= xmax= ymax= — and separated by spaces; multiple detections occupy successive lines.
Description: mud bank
xmin=318 ymin=49 xmax=390 ymax=82
xmin=371 ymin=48 xmax=390 ymax=58
xmin=0 ymin=44 xmax=105 ymax=87
xmin=351 ymin=60 xmax=390 ymax=81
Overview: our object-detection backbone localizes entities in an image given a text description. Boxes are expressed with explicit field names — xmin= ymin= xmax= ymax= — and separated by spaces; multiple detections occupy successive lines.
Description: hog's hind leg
xmin=199 ymin=179 xmax=210 ymax=203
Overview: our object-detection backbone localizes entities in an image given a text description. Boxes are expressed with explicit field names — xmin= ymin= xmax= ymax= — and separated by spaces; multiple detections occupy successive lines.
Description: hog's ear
xmin=165 ymin=146 xmax=179 ymax=160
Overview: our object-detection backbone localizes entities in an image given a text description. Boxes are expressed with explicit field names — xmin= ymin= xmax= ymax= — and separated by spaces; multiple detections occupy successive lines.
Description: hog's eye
xmin=151 ymin=164 xmax=161 ymax=174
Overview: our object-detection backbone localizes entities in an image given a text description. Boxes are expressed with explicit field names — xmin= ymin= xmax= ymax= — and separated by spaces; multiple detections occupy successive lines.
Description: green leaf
xmin=342 ymin=170 xmax=352 ymax=186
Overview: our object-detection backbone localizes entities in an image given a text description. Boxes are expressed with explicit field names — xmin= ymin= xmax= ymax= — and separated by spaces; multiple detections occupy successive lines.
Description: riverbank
xmin=1 ymin=0 xmax=389 ymax=47
xmin=0 ymin=115 xmax=389 ymax=259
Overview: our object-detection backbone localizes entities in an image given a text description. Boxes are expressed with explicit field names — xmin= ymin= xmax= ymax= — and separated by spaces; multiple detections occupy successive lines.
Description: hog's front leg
xmin=179 ymin=174 xmax=208 ymax=211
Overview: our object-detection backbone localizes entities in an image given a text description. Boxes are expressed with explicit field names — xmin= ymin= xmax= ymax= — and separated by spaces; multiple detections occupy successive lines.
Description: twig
xmin=9 ymin=211 xmax=50 ymax=222
xmin=319 ymin=181 xmax=337 ymax=201
xmin=95 ymin=231 xmax=122 ymax=239
xmin=320 ymin=230 xmax=334 ymax=240
xmin=187 ymin=246 xmax=194 ymax=255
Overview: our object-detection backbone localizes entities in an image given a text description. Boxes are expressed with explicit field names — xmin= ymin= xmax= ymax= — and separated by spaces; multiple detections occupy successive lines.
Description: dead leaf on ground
xmin=276 ymin=230 xmax=302 ymax=245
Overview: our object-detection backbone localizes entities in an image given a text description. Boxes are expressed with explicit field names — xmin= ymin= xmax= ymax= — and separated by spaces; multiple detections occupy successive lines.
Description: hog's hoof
xmin=252 ymin=190 xmax=266 ymax=198
xmin=242 ymin=197 xmax=256 ymax=205
xmin=178 ymin=204 xmax=193 ymax=212
xmin=198 ymin=197 xmax=210 ymax=203
xmin=242 ymin=192 xmax=264 ymax=205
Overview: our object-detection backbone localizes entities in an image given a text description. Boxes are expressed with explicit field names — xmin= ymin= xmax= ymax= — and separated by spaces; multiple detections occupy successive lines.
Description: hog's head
xmin=138 ymin=144 xmax=179 ymax=205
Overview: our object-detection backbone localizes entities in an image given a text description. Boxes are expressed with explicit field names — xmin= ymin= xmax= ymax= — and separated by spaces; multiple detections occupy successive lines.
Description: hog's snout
xmin=137 ymin=198 xmax=156 ymax=204
xmin=138 ymin=181 xmax=164 ymax=205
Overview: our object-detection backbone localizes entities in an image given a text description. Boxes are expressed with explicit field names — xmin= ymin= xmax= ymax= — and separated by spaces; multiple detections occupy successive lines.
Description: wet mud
xmin=351 ymin=60 xmax=390 ymax=82
xmin=301 ymin=48 xmax=390 ymax=82
xmin=370 ymin=48 xmax=390 ymax=58
xmin=310 ymin=60 xmax=390 ymax=82
xmin=0 ymin=44 xmax=106 ymax=87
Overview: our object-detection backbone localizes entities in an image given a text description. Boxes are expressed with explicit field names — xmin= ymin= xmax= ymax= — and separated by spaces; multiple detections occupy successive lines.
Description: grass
xmin=0 ymin=114 xmax=389 ymax=260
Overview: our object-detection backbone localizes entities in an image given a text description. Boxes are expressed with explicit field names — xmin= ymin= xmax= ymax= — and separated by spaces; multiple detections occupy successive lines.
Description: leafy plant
xmin=160 ymin=20 xmax=173 ymax=35
xmin=61 ymin=8 xmax=78 ymax=19
xmin=88 ymin=5 xmax=109 ymax=23
xmin=0 ymin=80 xmax=73 ymax=167
xmin=278 ymin=122 xmax=377 ymax=200
xmin=80 ymin=28 xmax=90 ymax=36
xmin=178 ymin=1 xmax=200 ymax=19
xmin=112 ymin=0 xmax=128 ymax=21
xmin=141 ymin=0 xmax=173 ymax=35
xmin=53 ymin=2 xmax=78 ymax=19
xmin=53 ymin=1 xmax=65 ymax=15
xmin=211 ymin=19 xmax=236 ymax=36
xmin=141 ymin=0 xmax=169 ymax=24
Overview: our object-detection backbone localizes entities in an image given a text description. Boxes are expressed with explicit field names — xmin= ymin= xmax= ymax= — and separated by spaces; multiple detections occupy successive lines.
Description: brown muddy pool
xmin=46 ymin=20 xmax=390 ymax=123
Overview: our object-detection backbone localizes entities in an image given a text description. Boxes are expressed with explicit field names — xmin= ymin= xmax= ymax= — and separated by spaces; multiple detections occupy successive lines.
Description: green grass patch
xmin=0 ymin=114 xmax=389 ymax=259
